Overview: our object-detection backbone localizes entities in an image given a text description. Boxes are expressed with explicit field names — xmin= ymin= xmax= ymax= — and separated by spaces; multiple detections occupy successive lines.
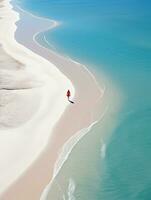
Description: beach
xmin=0 ymin=0 xmax=105 ymax=199
xmin=0 ymin=0 xmax=149 ymax=199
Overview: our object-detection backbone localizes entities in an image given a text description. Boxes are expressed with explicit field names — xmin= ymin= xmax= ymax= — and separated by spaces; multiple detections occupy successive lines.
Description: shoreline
xmin=1 ymin=0 xmax=112 ymax=200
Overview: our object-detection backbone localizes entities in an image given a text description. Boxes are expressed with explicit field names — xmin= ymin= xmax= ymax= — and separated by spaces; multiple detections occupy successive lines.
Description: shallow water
xmin=14 ymin=0 xmax=151 ymax=199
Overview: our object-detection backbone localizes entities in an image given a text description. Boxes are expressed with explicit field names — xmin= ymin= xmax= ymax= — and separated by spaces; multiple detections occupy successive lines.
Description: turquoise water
xmin=15 ymin=0 xmax=151 ymax=199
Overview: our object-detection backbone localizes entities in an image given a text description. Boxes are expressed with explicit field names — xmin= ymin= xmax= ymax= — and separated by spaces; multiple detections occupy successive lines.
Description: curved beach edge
xmin=0 ymin=0 xmax=75 ymax=195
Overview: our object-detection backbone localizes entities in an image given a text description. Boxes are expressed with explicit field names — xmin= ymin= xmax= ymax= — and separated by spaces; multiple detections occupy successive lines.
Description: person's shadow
xmin=69 ymin=100 xmax=74 ymax=104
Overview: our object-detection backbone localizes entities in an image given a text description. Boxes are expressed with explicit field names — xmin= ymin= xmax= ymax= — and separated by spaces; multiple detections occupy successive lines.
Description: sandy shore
xmin=0 ymin=0 xmax=105 ymax=200
xmin=0 ymin=0 xmax=74 ymax=196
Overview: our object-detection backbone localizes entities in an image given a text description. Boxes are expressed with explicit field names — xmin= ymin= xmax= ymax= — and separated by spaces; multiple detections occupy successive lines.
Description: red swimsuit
xmin=66 ymin=90 xmax=71 ymax=98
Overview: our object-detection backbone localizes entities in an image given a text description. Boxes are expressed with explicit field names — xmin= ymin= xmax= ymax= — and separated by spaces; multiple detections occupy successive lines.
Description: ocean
xmin=14 ymin=0 xmax=151 ymax=199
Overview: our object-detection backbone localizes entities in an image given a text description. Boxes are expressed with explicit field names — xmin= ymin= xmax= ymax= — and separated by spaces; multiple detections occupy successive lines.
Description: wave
xmin=40 ymin=120 xmax=98 ymax=200
xmin=100 ymin=139 xmax=106 ymax=159
xmin=43 ymin=34 xmax=56 ymax=50
xmin=68 ymin=178 xmax=76 ymax=200
xmin=53 ymin=121 xmax=98 ymax=179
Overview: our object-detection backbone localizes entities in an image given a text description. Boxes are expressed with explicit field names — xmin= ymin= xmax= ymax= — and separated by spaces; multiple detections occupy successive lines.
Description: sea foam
xmin=67 ymin=178 xmax=76 ymax=200
xmin=40 ymin=120 xmax=98 ymax=200
xmin=100 ymin=140 xmax=106 ymax=159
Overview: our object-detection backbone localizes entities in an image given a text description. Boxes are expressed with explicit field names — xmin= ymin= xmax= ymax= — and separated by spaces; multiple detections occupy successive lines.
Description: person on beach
xmin=66 ymin=90 xmax=74 ymax=104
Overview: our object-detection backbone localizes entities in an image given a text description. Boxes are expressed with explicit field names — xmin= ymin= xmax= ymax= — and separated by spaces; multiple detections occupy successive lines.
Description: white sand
xmin=0 ymin=0 xmax=74 ymax=194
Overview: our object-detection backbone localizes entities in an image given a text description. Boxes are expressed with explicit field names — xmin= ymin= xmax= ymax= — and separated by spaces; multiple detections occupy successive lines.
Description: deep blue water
xmin=15 ymin=0 xmax=151 ymax=199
